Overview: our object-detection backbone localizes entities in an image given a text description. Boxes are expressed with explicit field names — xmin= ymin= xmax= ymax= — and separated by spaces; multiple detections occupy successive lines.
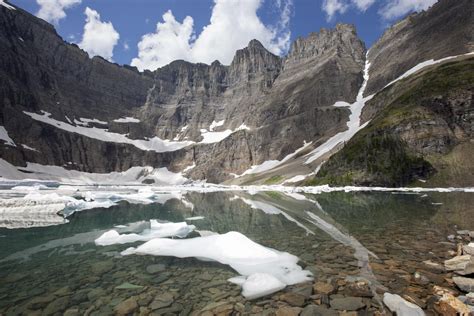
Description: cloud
xmin=131 ymin=0 xmax=293 ymax=71
xmin=123 ymin=42 xmax=130 ymax=51
xmin=36 ymin=0 xmax=81 ymax=24
xmin=322 ymin=0 xmax=348 ymax=21
xmin=322 ymin=0 xmax=437 ymax=21
xmin=78 ymin=7 xmax=120 ymax=61
xmin=379 ymin=0 xmax=437 ymax=20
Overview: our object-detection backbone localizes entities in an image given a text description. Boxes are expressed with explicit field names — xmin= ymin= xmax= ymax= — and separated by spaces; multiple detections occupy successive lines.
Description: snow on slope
xmin=199 ymin=123 xmax=250 ymax=144
xmin=24 ymin=111 xmax=194 ymax=153
xmin=237 ymin=141 xmax=312 ymax=176
xmin=0 ymin=0 xmax=15 ymax=10
xmin=113 ymin=117 xmax=140 ymax=123
xmin=0 ymin=126 xmax=15 ymax=146
xmin=305 ymin=57 xmax=373 ymax=164
xmin=0 ymin=158 xmax=189 ymax=185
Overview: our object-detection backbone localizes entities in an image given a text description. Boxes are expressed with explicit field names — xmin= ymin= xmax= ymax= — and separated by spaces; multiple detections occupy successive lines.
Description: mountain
xmin=0 ymin=0 xmax=472 ymax=186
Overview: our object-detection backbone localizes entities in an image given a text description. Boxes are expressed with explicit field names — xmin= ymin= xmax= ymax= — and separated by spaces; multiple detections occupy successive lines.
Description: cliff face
xmin=1 ymin=0 xmax=472 ymax=185
xmin=366 ymin=0 xmax=474 ymax=95
xmin=0 ymin=2 xmax=366 ymax=182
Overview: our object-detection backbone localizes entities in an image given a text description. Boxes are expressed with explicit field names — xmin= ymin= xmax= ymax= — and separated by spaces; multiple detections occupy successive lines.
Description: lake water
xmin=0 ymin=189 xmax=472 ymax=315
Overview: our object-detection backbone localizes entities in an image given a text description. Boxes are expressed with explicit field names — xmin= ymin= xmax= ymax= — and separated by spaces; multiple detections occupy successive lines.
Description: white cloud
xmin=352 ymin=0 xmax=376 ymax=11
xmin=322 ymin=0 xmax=348 ymax=21
xmin=322 ymin=0 xmax=437 ymax=21
xmin=123 ymin=42 xmax=130 ymax=51
xmin=36 ymin=0 xmax=81 ymax=24
xmin=78 ymin=7 xmax=120 ymax=61
xmin=379 ymin=0 xmax=437 ymax=20
xmin=131 ymin=0 xmax=293 ymax=71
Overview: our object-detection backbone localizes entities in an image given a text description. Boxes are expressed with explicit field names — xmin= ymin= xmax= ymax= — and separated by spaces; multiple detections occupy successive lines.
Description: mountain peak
xmin=247 ymin=39 xmax=264 ymax=49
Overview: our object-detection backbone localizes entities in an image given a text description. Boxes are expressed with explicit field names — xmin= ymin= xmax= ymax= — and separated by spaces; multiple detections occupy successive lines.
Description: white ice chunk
xmin=121 ymin=231 xmax=312 ymax=299
xmin=185 ymin=216 xmax=204 ymax=221
xmin=229 ymin=273 xmax=286 ymax=300
xmin=95 ymin=220 xmax=195 ymax=246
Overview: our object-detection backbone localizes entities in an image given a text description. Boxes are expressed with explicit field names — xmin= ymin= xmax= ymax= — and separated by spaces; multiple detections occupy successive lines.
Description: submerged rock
xmin=383 ymin=293 xmax=424 ymax=316
xmin=114 ymin=297 xmax=138 ymax=315
xmin=330 ymin=297 xmax=365 ymax=311
xmin=145 ymin=263 xmax=167 ymax=274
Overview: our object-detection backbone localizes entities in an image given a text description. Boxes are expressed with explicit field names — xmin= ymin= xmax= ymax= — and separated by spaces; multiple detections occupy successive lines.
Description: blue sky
xmin=8 ymin=0 xmax=437 ymax=70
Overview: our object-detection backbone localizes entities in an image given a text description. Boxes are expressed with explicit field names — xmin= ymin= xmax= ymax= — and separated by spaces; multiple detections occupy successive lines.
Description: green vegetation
xmin=263 ymin=175 xmax=284 ymax=185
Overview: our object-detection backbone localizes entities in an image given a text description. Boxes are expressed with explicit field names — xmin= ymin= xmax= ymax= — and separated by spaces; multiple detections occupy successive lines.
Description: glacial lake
xmin=0 ymin=189 xmax=472 ymax=315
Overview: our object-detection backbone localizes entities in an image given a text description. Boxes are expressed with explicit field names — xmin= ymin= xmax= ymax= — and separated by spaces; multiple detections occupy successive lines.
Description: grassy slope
xmin=304 ymin=58 xmax=474 ymax=187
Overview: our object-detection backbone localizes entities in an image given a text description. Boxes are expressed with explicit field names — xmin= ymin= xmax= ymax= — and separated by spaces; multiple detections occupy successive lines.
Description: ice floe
xmin=95 ymin=220 xmax=195 ymax=246
xmin=120 ymin=231 xmax=312 ymax=299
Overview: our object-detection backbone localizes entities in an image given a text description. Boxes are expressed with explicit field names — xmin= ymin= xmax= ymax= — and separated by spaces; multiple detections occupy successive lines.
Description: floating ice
xmin=185 ymin=216 xmax=205 ymax=221
xmin=121 ymin=231 xmax=312 ymax=299
xmin=95 ymin=220 xmax=195 ymax=246
xmin=229 ymin=273 xmax=286 ymax=300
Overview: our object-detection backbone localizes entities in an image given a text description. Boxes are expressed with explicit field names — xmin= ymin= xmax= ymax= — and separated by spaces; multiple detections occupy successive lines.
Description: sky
xmin=7 ymin=0 xmax=438 ymax=71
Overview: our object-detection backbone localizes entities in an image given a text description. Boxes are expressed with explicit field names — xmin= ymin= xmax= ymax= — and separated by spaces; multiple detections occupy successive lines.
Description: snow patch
xmin=0 ymin=0 xmax=15 ymax=10
xmin=199 ymin=123 xmax=250 ymax=144
xmin=384 ymin=52 xmax=474 ymax=89
xmin=209 ymin=120 xmax=225 ymax=131
xmin=305 ymin=57 xmax=373 ymax=164
xmin=21 ymin=144 xmax=39 ymax=152
xmin=24 ymin=111 xmax=193 ymax=153
xmin=239 ymin=141 xmax=312 ymax=176
xmin=0 ymin=126 xmax=15 ymax=147
xmin=113 ymin=117 xmax=140 ymax=123
xmin=95 ymin=220 xmax=195 ymax=246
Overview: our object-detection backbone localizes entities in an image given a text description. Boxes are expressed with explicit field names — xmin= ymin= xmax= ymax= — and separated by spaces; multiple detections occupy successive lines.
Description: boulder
xmin=453 ymin=276 xmax=474 ymax=292
xmin=383 ymin=293 xmax=424 ymax=316
xmin=444 ymin=255 xmax=473 ymax=274
xmin=114 ymin=297 xmax=138 ymax=316
xmin=434 ymin=293 xmax=471 ymax=315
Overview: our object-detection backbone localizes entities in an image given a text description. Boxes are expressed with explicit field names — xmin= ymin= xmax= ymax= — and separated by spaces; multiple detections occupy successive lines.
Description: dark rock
xmin=330 ymin=297 xmax=365 ymax=311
